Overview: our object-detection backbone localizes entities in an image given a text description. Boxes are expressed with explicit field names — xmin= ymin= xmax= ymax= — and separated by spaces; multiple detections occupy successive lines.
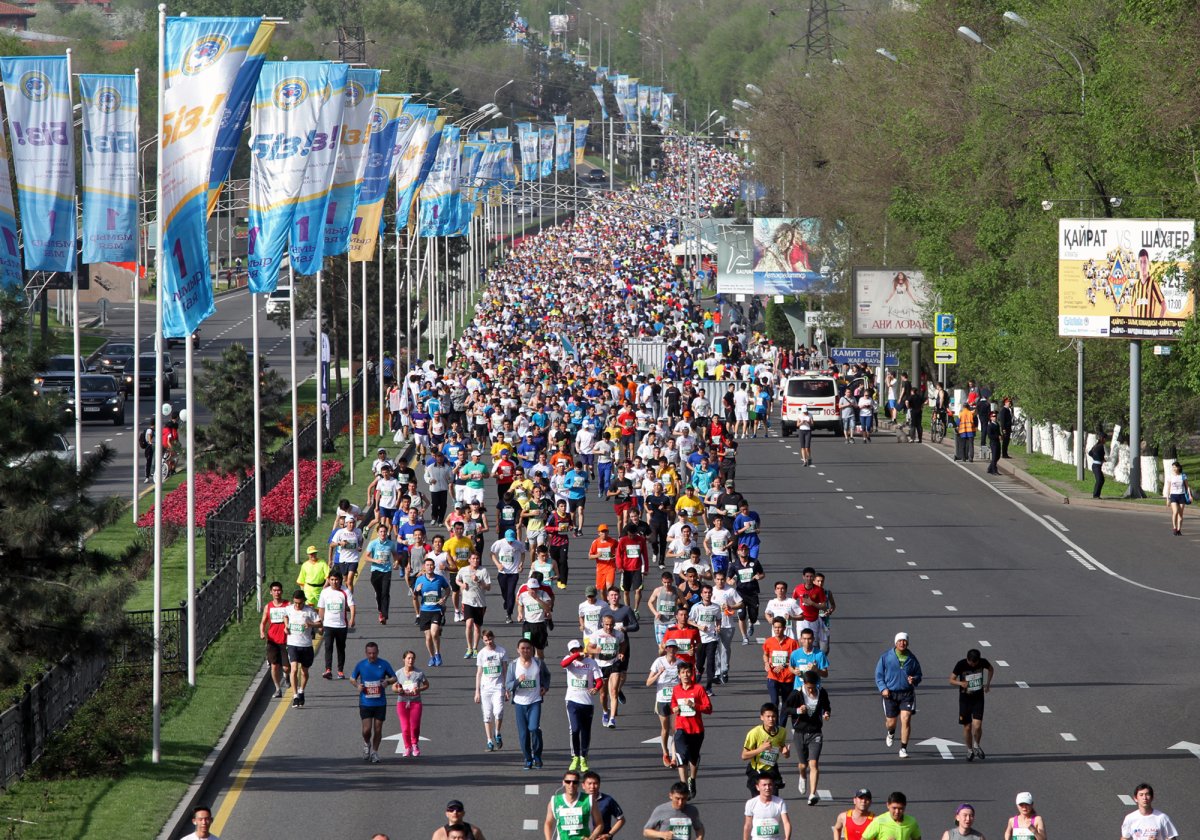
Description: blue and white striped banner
xmin=79 ymin=74 xmax=138 ymax=265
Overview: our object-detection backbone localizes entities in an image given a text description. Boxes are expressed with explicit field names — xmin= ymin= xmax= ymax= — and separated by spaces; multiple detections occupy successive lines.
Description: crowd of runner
xmin=238 ymin=136 xmax=1179 ymax=840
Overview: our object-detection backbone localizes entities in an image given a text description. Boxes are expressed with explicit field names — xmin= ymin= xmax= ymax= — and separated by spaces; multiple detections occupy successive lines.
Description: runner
xmin=519 ymin=570 xmax=555 ymax=660
xmin=547 ymin=499 xmax=574 ymax=589
xmin=413 ymin=558 xmax=451 ymax=666
xmin=764 ymin=582 xmax=801 ymax=639
xmin=490 ymin=528 xmax=526 ymax=624
xmin=662 ymin=605 xmax=701 ymax=664
xmin=688 ymin=585 xmax=722 ymax=692
xmin=581 ymin=771 xmax=624 ymax=840
xmin=646 ymin=641 xmax=683 ymax=769
xmin=348 ymin=641 xmax=397 ymax=764
xmin=742 ymin=774 xmax=792 ymax=840
xmin=833 ymin=790 xmax=876 ymax=840
xmin=788 ymin=628 xmax=829 ymax=687
xmin=875 ymin=632 xmax=923 ymax=759
xmin=643 ymin=782 xmax=704 ymax=840
xmin=649 ymin=572 xmax=680 ymax=646
xmin=258 ymin=581 xmax=290 ymax=698
xmin=733 ymin=546 xmax=765 ymax=645
xmin=393 ymin=650 xmax=430 ymax=757
xmin=507 ymin=637 xmax=550 ymax=770
xmin=740 ymin=703 xmax=790 ymax=794
xmin=331 ymin=513 xmax=364 ymax=592
xmin=565 ymin=460 xmax=590 ymax=537
xmin=474 ymin=629 xmax=508 ymax=752
xmin=366 ymin=523 xmax=399 ymax=625
xmin=443 ymin=520 xmax=475 ymax=623
xmin=578 ymin=586 xmax=604 ymax=637
xmin=785 ymin=671 xmax=831 ymax=805
xmin=181 ymin=805 xmax=218 ymax=840
xmin=763 ymin=617 xmax=799 ymax=713
xmin=940 ymin=804 xmax=985 ymax=840
xmin=792 ymin=568 xmax=828 ymax=649
xmin=296 ymin=545 xmax=330 ymax=606
xmin=284 ymin=588 xmax=320 ymax=707
xmin=670 ymin=661 xmax=712 ymax=799
xmin=561 ymin=639 xmax=604 ymax=772
xmin=543 ymin=769 xmax=594 ymax=840
xmin=457 ymin=551 xmax=492 ymax=657
xmin=1120 ymin=784 xmax=1178 ymax=840
xmin=432 ymin=802 xmax=487 ymax=840
xmin=1003 ymin=794 xmax=1045 ymax=840
xmin=862 ymin=792 xmax=921 ymax=840
xmin=812 ymin=571 xmax=836 ymax=655
xmin=616 ymin=521 xmax=650 ymax=615
xmin=317 ymin=572 xmax=356 ymax=680
xmin=949 ymin=648 xmax=994 ymax=761
xmin=590 ymin=613 xmax=628 ymax=729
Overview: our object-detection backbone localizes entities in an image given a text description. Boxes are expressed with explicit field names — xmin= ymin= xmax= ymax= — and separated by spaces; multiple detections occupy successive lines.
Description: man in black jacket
xmin=997 ymin=397 xmax=1015 ymax=458
xmin=785 ymin=670 xmax=831 ymax=806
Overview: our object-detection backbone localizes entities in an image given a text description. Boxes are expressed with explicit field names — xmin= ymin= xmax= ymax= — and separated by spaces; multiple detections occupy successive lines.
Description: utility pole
xmin=804 ymin=0 xmax=848 ymax=67
xmin=336 ymin=26 xmax=367 ymax=64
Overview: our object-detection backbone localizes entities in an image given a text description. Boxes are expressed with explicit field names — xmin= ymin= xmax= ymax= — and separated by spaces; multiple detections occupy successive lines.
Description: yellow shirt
xmin=743 ymin=724 xmax=788 ymax=773
xmin=296 ymin=559 xmax=330 ymax=605
xmin=443 ymin=535 xmax=475 ymax=570
xmin=675 ymin=495 xmax=704 ymax=517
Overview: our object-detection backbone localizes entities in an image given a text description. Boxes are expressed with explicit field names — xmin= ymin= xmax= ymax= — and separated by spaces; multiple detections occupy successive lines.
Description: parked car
xmin=121 ymin=355 xmax=171 ymax=399
xmin=95 ymin=341 xmax=136 ymax=374
xmin=7 ymin=433 xmax=73 ymax=468
xmin=161 ymin=352 xmax=178 ymax=389
xmin=265 ymin=287 xmax=292 ymax=316
xmin=165 ymin=329 xmax=200 ymax=349
xmin=39 ymin=373 xmax=126 ymax=426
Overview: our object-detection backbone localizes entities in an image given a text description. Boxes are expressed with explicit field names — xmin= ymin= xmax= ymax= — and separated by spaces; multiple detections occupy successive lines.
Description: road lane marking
xmin=211 ymin=686 xmax=292 ymax=833
xmin=1037 ymin=706 xmax=1051 ymax=713
xmin=876 ymin=525 xmax=884 ymax=530
xmin=856 ymin=505 xmax=864 ymax=509
xmin=817 ymin=789 xmax=832 ymax=800
xmin=962 ymin=622 xmax=974 ymax=628
xmin=1015 ymin=680 xmax=1028 ymax=688
xmin=836 ymin=487 xmax=843 ymax=492
xmin=1061 ymin=733 xmax=1077 ymax=741
xmin=1088 ymin=762 xmax=1104 ymax=771
xmin=886 ymin=536 xmax=895 ymax=541
xmin=931 ymin=590 xmax=942 ymax=595
xmin=524 ymin=819 xmax=539 ymax=830
xmin=906 ymin=561 xmax=916 ymax=566
xmin=896 ymin=549 xmax=906 ymax=554
xmin=978 ymin=640 xmax=990 ymax=646
xmin=919 ymin=575 xmax=929 ymax=580
xmin=525 ymin=784 xmax=539 ymax=794
xmin=945 ymin=605 xmax=958 ymax=611
xmin=826 ymin=479 xmax=834 ymax=483
xmin=1119 ymin=795 xmax=1136 ymax=806
xmin=866 ymin=515 xmax=875 ymax=519
xmin=997 ymin=660 xmax=1009 ymax=666
xmin=1068 ymin=549 xmax=1095 ymax=571
xmin=817 ymin=472 xmax=824 ymax=476
xmin=844 ymin=495 xmax=853 ymax=499
xmin=1044 ymin=515 xmax=1069 ymax=532
xmin=926 ymin=442 xmax=1200 ymax=601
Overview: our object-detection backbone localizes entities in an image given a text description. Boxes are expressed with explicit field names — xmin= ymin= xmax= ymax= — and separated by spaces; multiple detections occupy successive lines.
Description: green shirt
xmin=862 ymin=814 xmax=921 ymax=840
xmin=463 ymin=462 xmax=487 ymax=489
xmin=552 ymin=792 xmax=592 ymax=840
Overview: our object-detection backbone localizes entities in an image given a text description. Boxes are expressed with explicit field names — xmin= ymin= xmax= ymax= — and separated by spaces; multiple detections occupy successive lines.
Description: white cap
xmin=1015 ymin=792 xmax=1034 ymax=806
xmin=567 ymin=639 xmax=582 ymax=651
xmin=894 ymin=632 xmax=909 ymax=643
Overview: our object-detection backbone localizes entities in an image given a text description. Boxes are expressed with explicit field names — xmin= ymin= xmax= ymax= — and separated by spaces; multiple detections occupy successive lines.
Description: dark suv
xmin=96 ymin=341 xmax=136 ymax=375
xmin=121 ymin=354 xmax=171 ymax=399
xmin=39 ymin=373 xmax=126 ymax=425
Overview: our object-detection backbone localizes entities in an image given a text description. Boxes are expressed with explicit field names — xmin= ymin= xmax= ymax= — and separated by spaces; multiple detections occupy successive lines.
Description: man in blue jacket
xmin=874 ymin=631 xmax=922 ymax=759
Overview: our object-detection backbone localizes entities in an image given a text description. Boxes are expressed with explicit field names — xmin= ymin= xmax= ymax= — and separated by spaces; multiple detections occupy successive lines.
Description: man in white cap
xmin=874 ymin=632 xmax=923 ymax=758
xmin=559 ymin=638 xmax=603 ymax=772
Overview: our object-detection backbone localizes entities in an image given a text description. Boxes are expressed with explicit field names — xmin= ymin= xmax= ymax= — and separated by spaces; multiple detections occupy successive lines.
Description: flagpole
xmin=288 ymin=260 xmax=299 ymax=565
xmin=377 ymin=235 xmax=384 ymax=439
xmin=393 ymin=205 xmax=401 ymax=384
xmin=152 ymin=4 xmax=166 ymax=761
xmin=315 ymin=268 xmax=322 ymax=518
xmin=346 ymin=251 xmax=354 ymax=484
xmin=360 ymin=258 xmax=367 ymax=459
xmin=132 ymin=67 xmax=141 ymax=523
xmin=67 ymin=49 xmax=81 ymax=478
xmin=252 ymin=290 xmax=264 ymax=583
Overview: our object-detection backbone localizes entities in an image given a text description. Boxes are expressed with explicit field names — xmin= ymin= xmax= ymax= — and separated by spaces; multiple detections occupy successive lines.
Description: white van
xmin=265 ymin=286 xmax=291 ymax=316
xmin=780 ymin=374 xmax=840 ymax=435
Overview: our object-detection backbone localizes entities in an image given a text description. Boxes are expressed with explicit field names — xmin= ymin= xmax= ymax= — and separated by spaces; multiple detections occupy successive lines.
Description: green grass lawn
xmin=1010 ymin=444 xmax=1199 ymax=504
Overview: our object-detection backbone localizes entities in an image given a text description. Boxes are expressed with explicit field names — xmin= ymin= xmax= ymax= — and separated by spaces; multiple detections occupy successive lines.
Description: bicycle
xmin=930 ymin=413 xmax=947 ymax=444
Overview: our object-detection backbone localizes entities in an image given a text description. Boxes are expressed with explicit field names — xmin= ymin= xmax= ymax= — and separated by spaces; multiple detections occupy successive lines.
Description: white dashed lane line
xmin=962 ymin=622 xmax=975 ymax=628
xmin=906 ymin=561 xmax=916 ymax=566
xmin=996 ymin=660 xmax=1009 ymax=667
xmin=1119 ymin=795 xmax=1136 ymax=806
xmin=1088 ymin=762 xmax=1105 ymax=771
xmin=895 ymin=548 xmax=906 ymax=554
xmin=1015 ymin=680 xmax=1029 ymax=688
xmin=525 ymin=785 xmax=538 ymax=795
xmin=931 ymin=590 xmax=942 ymax=596
xmin=1061 ymin=733 xmax=1077 ymax=741
xmin=945 ymin=605 xmax=958 ymax=611
xmin=886 ymin=536 xmax=895 ymax=541
xmin=524 ymin=819 xmax=538 ymax=830
xmin=1037 ymin=706 xmax=1051 ymax=713
xmin=918 ymin=575 xmax=929 ymax=580
xmin=978 ymin=640 xmax=990 ymax=647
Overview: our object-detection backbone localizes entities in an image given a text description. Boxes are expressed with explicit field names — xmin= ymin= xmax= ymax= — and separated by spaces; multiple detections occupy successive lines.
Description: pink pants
xmin=395 ymin=700 xmax=423 ymax=750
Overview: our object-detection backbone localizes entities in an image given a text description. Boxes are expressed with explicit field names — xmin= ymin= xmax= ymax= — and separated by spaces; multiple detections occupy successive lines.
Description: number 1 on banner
xmin=296 ymin=216 xmax=309 ymax=242
xmin=325 ymin=201 xmax=337 ymax=225
xmin=1 ymin=228 xmax=16 ymax=256
xmin=106 ymin=208 xmax=118 ymax=231
xmin=247 ymin=226 xmax=259 ymax=255
xmin=172 ymin=238 xmax=186 ymax=276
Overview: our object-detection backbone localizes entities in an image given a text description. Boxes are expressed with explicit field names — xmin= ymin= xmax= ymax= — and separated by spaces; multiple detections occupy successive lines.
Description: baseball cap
xmin=567 ymin=639 xmax=582 ymax=651
xmin=377 ymin=447 xmax=387 ymax=453
xmin=663 ymin=639 xmax=679 ymax=648
xmin=585 ymin=586 xmax=598 ymax=596
xmin=1016 ymin=792 xmax=1034 ymax=806
xmin=446 ymin=800 xmax=465 ymax=811
xmin=597 ymin=523 xmax=609 ymax=531
xmin=505 ymin=529 xmax=516 ymax=540
xmin=854 ymin=789 xmax=872 ymax=800
xmin=306 ymin=545 xmax=318 ymax=555
xmin=471 ymin=449 xmax=482 ymax=456
xmin=895 ymin=632 xmax=909 ymax=643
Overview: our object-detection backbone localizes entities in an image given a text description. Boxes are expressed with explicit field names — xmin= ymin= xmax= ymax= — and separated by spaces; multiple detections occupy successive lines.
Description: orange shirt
xmin=763 ymin=636 xmax=799 ymax=683
xmin=590 ymin=537 xmax=619 ymax=568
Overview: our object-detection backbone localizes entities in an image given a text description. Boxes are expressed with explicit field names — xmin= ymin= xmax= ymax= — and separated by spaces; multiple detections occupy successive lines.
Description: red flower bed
xmin=250 ymin=459 xmax=344 ymax=524
xmin=137 ymin=472 xmax=241 ymax=529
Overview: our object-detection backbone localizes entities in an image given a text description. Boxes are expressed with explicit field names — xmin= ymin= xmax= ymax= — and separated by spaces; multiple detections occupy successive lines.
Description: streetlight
xmin=493 ymin=79 xmax=515 ymax=102
xmin=956 ymin=25 xmax=996 ymax=52
xmin=876 ymin=47 xmax=899 ymax=63
xmin=731 ymin=98 xmax=753 ymax=111
xmin=745 ymin=83 xmax=763 ymax=97
xmin=1002 ymin=10 xmax=1085 ymax=109
xmin=434 ymin=87 xmax=460 ymax=105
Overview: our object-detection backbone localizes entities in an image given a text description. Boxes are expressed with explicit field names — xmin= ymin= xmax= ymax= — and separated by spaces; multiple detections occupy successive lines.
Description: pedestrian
xmin=644 ymin=782 xmax=704 ymax=840
xmin=581 ymin=770 xmax=625 ymax=840
xmin=393 ymin=649 xmax=429 ymax=757
xmin=874 ymin=631 xmax=922 ymax=759
xmin=258 ymin=581 xmax=290 ymax=698
xmin=1163 ymin=461 xmax=1191 ymax=535
xmin=906 ymin=385 xmax=924 ymax=443
xmin=349 ymin=641 xmax=398 ymax=764
xmin=561 ymin=639 xmax=604 ymax=772
xmin=1088 ymin=433 xmax=1106 ymax=498
xmin=998 ymin=398 xmax=1015 ymax=458
xmin=832 ymin=789 xmax=876 ymax=840
xmin=506 ymin=637 xmax=550 ymax=770
xmin=431 ymin=801 xmax=487 ymax=840
xmin=949 ymin=648 xmax=993 ymax=761
xmin=140 ymin=424 xmax=155 ymax=483
xmin=474 ymin=629 xmax=507 ymax=751
xmin=284 ymin=588 xmax=320 ymax=707
xmin=317 ymin=572 xmax=356 ymax=680
xmin=543 ymin=769 xmax=594 ymax=840
xmin=742 ymin=773 xmax=791 ymax=840
xmin=941 ymin=804 xmax=985 ymax=840
xmin=862 ymin=792 xmax=921 ymax=840
xmin=955 ymin=403 xmax=976 ymax=462
xmin=740 ymin=702 xmax=789 ymax=794
xmin=296 ymin=545 xmax=330 ymax=606
xmin=785 ymin=670 xmax=831 ymax=805
xmin=181 ymin=805 xmax=218 ymax=840
xmin=986 ymin=412 xmax=1001 ymax=474
xmin=670 ymin=661 xmax=712 ymax=799
xmin=797 ymin=405 xmax=814 ymax=466
xmin=1120 ymin=784 xmax=1178 ymax=840
xmin=1003 ymin=793 xmax=1045 ymax=840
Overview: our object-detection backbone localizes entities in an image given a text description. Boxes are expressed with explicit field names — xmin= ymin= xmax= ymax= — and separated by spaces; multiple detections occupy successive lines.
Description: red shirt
xmin=494 ymin=459 xmax=516 ymax=481
xmin=792 ymin=583 xmax=826 ymax=622
xmin=762 ymin=636 xmax=799 ymax=683
xmin=670 ymin=682 xmax=712 ymax=733
xmin=662 ymin=625 xmax=701 ymax=662
xmin=617 ymin=410 xmax=637 ymax=436
xmin=616 ymin=534 xmax=649 ymax=572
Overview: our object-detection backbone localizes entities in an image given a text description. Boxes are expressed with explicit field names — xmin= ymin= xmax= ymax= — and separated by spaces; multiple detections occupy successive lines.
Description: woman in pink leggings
xmin=394 ymin=650 xmax=430 ymax=756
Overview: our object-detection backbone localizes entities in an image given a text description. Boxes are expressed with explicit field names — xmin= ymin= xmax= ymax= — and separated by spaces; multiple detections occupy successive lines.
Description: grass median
xmin=0 ymin=432 xmax=387 ymax=839
xmin=1010 ymin=444 xmax=1199 ymax=504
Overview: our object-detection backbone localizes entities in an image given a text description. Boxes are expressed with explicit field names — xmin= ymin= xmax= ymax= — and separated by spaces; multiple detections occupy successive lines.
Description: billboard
xmin=1058 ymin=218 xmax=1194 ymax=339
xmin=714 ymin=222 xmax=752 ymax=292
xmin=715 ymin=217 xmax=841 ymax=295
xmin=549 ymin=14 xmax=568 ymax=32
xmin=853 ymin=268 xmax=933 ymax=337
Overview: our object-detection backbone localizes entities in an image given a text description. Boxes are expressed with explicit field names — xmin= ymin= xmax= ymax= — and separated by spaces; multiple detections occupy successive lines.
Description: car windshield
xmin=45 ymin=357 xmax=77 ymax=371
xmin=269 ymin=289 xmax=290 ymax=300
xmin=788 ymin=379 xmax=835 ymax=398
xmin=105 ymin=344 xmax=135 ymax=357
xmin=81 ymin=376 xmax=116 ymax=392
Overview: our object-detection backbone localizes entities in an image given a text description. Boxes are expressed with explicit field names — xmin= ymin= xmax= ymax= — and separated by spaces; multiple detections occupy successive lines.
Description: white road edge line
xmin=1044 ymin=515 xmax=1069 ymax=532
xmin=924 ymin=443 xmax=1200 ymax=601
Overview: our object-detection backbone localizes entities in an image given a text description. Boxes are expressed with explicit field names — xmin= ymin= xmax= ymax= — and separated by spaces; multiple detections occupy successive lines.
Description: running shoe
xmin=297 ymin=693 xmax=305 ymax=707
xmin=487 ymin=740 xmax=495 ymax=752
xmin=898 ymin=747 xmax=908 ymax=758
xmin=578 ymin=757 xmax=589 ymax=772
xmin=412 ymin=746 xmax=421 ymax=757
xmin=975 ymin=747 xmax=985 ymax=760
xmin=556 ymin=581 xmax=567 ymax=589
xmin=455 ymin=611 xmax=464 ymax=622
xmin=688 ymin=778 xmax=697 ymax=799
xmin=569 ymin=756 xmax=581 ymax=771
xmin=505 ymin=616 xmax=514 ymax=624
xmin=370 ymin=752 xmax=380 ymax=764
xmin=336 ymin=671 xmax=345 ymax=680
xmin=433 ymin=653 xmax=443 ymax=666
xmin=464 ymin=650 xmax=474 ymax=659
xmin=524 ymin=761 xmax=533 ymax=770
xmin=886 ymin=732 xmax=894 ymax=747
xmin=495 ymin=733 xmax=503 ymax=748
xmin=534 ymin=759 xmax=543 ymax=769
xmin=601 ymin=712 xmax=610 ymax=727
xmin=798 ymin=778 xmax=806 ymax=795
xmin=607 ymin=717 xmax=616 ymax=729
xmin=428 ymin=656 xmax=437 ymax=667
xmin=741 ymin=637 xmax=750 ymax=646
xmin=322 ymin=669 xmax=333 ymax=680
xmin=273 ymin=687 xmax=283 ymax=699
xmin=618 ymin=690 xmax=626 ymax=705
xmin=363 ymin=742 xmax=371 ymax=759
xmin=808 ymin=794 xmax=819 ymax=806
xmin=967 ymin=748 xmax=975 ymax=762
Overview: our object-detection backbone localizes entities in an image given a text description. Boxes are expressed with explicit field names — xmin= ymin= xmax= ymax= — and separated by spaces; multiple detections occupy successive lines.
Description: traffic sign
xmin=935 ymin=313 xmax=956 ymax=334
xmin=934 ymin=350 xmax=957 ymax=364
xmin=934 ymin=335 xmax=957 ymax=350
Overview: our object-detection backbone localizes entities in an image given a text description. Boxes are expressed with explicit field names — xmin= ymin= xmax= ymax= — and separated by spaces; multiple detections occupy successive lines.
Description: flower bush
xmin=250 ymin=459 xmax=344 ymax=524
xmin=137 ymin=472 xmax=241 ymax=529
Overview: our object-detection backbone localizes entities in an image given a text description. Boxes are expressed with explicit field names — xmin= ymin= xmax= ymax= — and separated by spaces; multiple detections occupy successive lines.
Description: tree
xmin=0 ymin=293 xmax=133 ymax=685
xmin=195 ymin=343 xmax=288 ymax=476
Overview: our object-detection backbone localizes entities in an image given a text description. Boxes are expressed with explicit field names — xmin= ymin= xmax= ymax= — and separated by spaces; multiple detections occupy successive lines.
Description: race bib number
xmin=676 ymin=698 xmax=695 ymax=717
xmin=770 ymin=651 xmax=788 ymax=667
xmin=401 ymin=680 xmax=417 ymax=694
xmin=288 ymin=619 xmax=307 ymax=635
xmin=525 ymin=602 xmax=544 ymax=621
xmin=744 ymin=521 xmax=757 ymax=533
xmin=599 ymin=639 xmax=617 ymax=658
xmin=753 ymin=818 xmax=780 ymax=837
xmin=627 ymin=546 xmax=640 ymax=558
xmin=569 ymin=675 xmax=589 ymax=689
xmin=483 ymin=664 xmax=501 ymax=676
xmin=725 ymin=504 xmax=738 ymax=516
xmin=558 ymin=807 xmax=583 ymax=829
xmin=518 ymin=677 xmax=537 ymax=689
xmin=269 ymin=606 xmax=287 ymax=623
xmin=573 ymin=476 xmax=585 ymax=488
xmin=674 ymin=640 xmax=692 ymax=653
xmin=423 ymin=590 xmax=440 ymax=605
xmin=502 ymin=506 xmax=515 ymax=519
xmin=711 ymin=536 xmax=727 ymax=553
xmin=598 ymin=547 xmax=612 ymax=561
xmin=669 ymin=817 xmax=693 ymax=839
xmin=759 ymin=746 xmax=780 ymax=767
xmin=738 ymin=568 xmax=754 ymax=583
xmin=455 ymin=548 xmax=471 ymax=562
xmin=657 ymin=686 xmax=674 ymax=703
xmin=363 ymin=680 xmax=382 ymax=698
xmin=966 ymin=671 xmax=984 ymax=693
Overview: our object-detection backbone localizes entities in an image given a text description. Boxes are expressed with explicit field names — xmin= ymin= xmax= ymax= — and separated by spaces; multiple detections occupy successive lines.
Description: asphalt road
xmin=200 ymin=429 xmax=1200 ymax=840
xmin=74 ymin=289 xmax=316 ymax=503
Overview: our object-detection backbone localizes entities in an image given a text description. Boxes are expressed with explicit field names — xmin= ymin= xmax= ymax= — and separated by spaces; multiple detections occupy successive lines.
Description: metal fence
xmin=113 ymin=607 xmax=187 ymax=675
xmin=0 ymin=653 xmax=108 ymax=789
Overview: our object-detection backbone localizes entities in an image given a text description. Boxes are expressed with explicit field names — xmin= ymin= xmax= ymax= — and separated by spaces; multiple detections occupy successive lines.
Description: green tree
xmin=0 ymin=293 xmax=133 ymax=685
xmin=195 ymin=343 xmax=288 ymax=476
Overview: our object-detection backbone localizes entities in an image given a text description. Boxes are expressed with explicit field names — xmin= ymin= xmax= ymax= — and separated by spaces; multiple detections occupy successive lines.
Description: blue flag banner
xmin=0 ymin=132 xmax=22 ymax=288
xmin=590 ymin=84 xmax=608 ymax=120
xmin=554 ymin=114 xmax=571 ymax=172
xmin=538 ymin=125 xmax=554 ymax=178
xmin=393 ymin=104 xmax=436 ymax=229
xmin=160 ymin=16 xmax=262 ymax=337
xmin=289 ymin=62 xmax=347 ymax=276
xmin=79 ymin=74 xmax=138 ymax=265
xmin=246 ymin=61 xmax=332 ymax=293
xmin=516 ymin=122 xmax=538 ymax=181
xmin=348 ymin=93 xmax=406 ymax=260
xmin=1 ymin=56 xmax=76 ymax=273
xmin=418 ymin=124 xmax=460 ymax=237
xmin=322 ymin=67 xmax=379 ymax=256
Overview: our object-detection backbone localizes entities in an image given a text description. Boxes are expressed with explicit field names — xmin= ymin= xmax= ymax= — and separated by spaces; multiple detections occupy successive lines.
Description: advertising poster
xmin=852 ymin=268 xmax=932 ymax=337
xmin=1058 ymin=218 xmax=1194 ymax=339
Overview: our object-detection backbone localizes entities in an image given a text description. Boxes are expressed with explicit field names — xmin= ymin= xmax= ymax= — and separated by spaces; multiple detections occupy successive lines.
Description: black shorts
xmin=568 ymin=498 xmax=585 ymax=512
xmin=673 ymin=730 xmax=704 ymax=765
xmin=287 ymin=644 xmax=314 ymax=668
xmin=600 ymin=659 xmax=627 ymax=678
xmin=464 ymin=604 xmax=486 ymax=623
xmin=882 ymin=689 xmax=917 ymax=718
xmin=419 ymin=610 xmax=445 ymax=631
xmin=265 ymin=639 xmax=285 ymax=666
xmin=621 ymin=570 xmax=643 ymax=592
xmin=522 ymin=622 xmax=549 ymax=649
xmin=449 ymin=579 xmax=461 ymax=593
xmin=793 ymin=730 xmax=823 ymax=763
xmin=359 ymin=705 xmax=387 ymax=721
xmin=958 ymin=692 xmax=985 ymax=724
xmin=655 ymin=701 xmax=673 ymax=718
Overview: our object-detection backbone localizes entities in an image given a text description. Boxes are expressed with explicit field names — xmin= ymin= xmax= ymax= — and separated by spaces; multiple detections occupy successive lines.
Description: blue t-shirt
xmin=691 ymin=466 xmax=717 ymax=494
xmin=351 ymin=657 xmax=397 ymax=707
xmin=366 ymin=538 xmax=399 ymax=574
xmin=565 ymin=469 xmax=589 ymax=500
xmin=413 ymin=574 xmax=450 ymax=612
xmin=789 ymin=648 xmax=830 ymax=688
xmin=733 ymin=512 xmax=762 ymax=547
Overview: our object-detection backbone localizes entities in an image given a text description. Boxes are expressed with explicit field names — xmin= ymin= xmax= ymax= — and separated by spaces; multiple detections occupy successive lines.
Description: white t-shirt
xmin=711 ymin=586 xmax=742 ymax=629
xmin=456 ymin=565 xmax=492 ymax=607
xmin=765 ymin=597 xmax=801 ymax=629
xmin=317 ymin=587 xmax=355 ymax=628
xmin=689 ymin=602 xmax=722 ymax=644
xmin=706 ymin=527 xmax=732 ymax=558
xmin=744 ymin=795 xmax=788 ymax=838
xmin=578 ymin=599 xmax=603 ymax=634
xmin=285 ymin=604 xmax=318 ymax=646
xmin=1121 ymin=810 xmax=1179 ymax=840
xmin=476 ymin=645 xmax=507 ymax=689
xmin=491 ymin=539 xmax=525 ymax=574
xmin=520 ymin=589 xmax=548 ymax=624
xmin=648 ymin=655 xmax=681 ymax=704
xmin=332 ymin=527 xmax=362 ymax=566
xmin=376 ymin=477 xmax=401 ymax=509
xmin=562 ymin=656 xmax=602 ymax=705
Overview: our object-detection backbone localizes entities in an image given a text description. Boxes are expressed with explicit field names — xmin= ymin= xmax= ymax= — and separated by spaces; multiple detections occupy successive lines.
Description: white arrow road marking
xmin=642 ymin=737 xmax=663 ymax=744
xmin=381 ymin=733 xmax=430 ymax=753
xmin=817 ymin=789 xmax=832 ymax=800
xmin=524 ymin=819 xmax=539 ymax=830
xmin=525 ymin=785 xmax=539 ymax=794
xmin=917 ymin=737 xmax=962 ymax=760
xmin=1119 ymin=795 xmax=1136 ymax=806
xmin=1168 ymin=741 xmax=1200 ymax=760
